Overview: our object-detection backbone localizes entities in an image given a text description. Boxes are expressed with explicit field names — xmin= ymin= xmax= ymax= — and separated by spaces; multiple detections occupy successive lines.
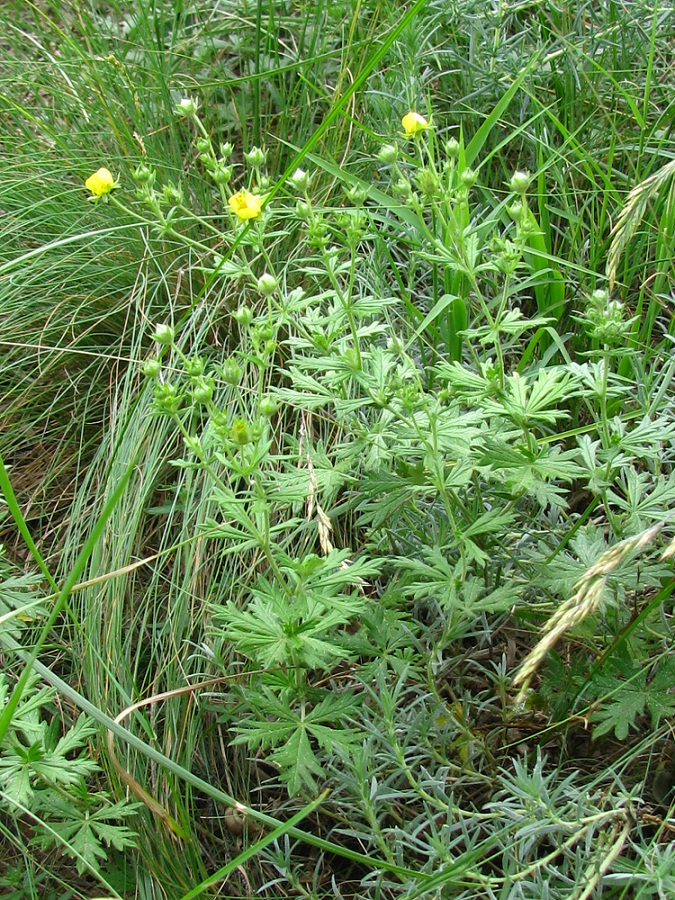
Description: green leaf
xmin=591 ymin=672 xmax=647 ymax=741
xmin=272 ymin=726 xmax=325 ymax=796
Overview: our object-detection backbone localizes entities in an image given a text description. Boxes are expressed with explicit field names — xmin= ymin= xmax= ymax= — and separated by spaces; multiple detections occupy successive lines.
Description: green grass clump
xmin=2 ymin=1 xmax=675 ymax=898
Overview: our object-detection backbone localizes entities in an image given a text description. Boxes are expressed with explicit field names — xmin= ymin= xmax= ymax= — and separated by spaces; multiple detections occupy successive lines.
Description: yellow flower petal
xmin=401 ymin=111 xmax=429 ymax=137
xmin=85 ymin=167 xmax=116 ymax=197
xmin=228 ymin=190 xmax=263 ymax=220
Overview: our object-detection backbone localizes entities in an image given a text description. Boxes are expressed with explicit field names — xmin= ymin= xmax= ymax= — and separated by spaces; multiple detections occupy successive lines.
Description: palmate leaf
xmin=33 ymin=793 xmax=138 ymax=875
xmin=231 ymin=689 xmax=360 ymax=795
xmin=591 ymin=656 xmax=675 ymax=741
xmin=591 ymin=672 xmax=648 ymax=741
xmin=272 ymin=727 xmax=325 ymax=796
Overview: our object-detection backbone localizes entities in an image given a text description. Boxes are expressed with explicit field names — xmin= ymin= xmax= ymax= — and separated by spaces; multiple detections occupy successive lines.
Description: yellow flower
xmin=228 ymin=190 xmax=263 ymax=220
xmin=401 ymin=111 xmax=429 ymax=137
xmin=85 ymin=167 xmax=116 ymax=198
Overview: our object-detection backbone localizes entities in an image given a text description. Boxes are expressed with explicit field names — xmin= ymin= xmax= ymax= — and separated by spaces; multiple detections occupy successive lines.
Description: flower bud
xmin=416 ymin=168 xmax=440 ymax=198
xmin=387 ymin=335 xmax=405 ymax=356
xmin=152 ymin=382 xmax=182 ymax=416
xmin=211 ymin=164 xmax=232 ymax=185
xmin=233 ymin=306 xmax=253 ymax=327
xmin=220 ymin=358 xmax=242 ymax=385
xmin=290 ymin=168 xmax=310 ymax=191
xmin=509 ymin=170 xmax=531 ymax=194
xmin=258 ymin=396 xmax=279 ymax=418
xmin=230 ymin=418 xmax=253 ymax=446
xmin=184 ymin=356 xmax=205 ymax=377
xmin=445 ymin=138 xmax=460 ymax=160
xmin=141 ymin=358 xmax=162 ymax=378
xmin=191 ymin=375 xmax=214 ymax=405
xmin=133 ymin=164 xmax=154 ymax=185
xmin=257 ymin=273 xmax=278 ymax=296
xmin=151 ymin=323 xmax=176 ymax=346
xmin=176 ymin=97 xmax=198 ymax=117
xmin=163 ymin=181 xmax=183 ymax=204
xmin=196 ymin=136 xmax=212 ymax=155
xmin=377 ymin=143 xmax=398 ymax=165
xmin=244 ymin=146 xmax=266 ymax=168
xmin=295 ymin=199 xmax=311 ymax=220
xmin=460 ymin=168 xmax=477 ymax=188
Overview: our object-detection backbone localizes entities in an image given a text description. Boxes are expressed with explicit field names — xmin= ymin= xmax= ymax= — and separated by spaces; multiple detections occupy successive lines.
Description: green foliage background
xmin=2 ymin=1 xmax=675 ymax=898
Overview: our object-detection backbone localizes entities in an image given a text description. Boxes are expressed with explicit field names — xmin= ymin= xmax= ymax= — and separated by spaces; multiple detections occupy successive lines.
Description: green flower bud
xmin=220 ymin=358 xmax=242 ymax=385
xmin=290 ymin=168 xmax=310 ymax=191
xmin=387 ymin=335 xmax=405 ymax=356
xmin=211 ymin=164 xmax=233 ymax=185
xmin=152 ymin=382 xmax=182 ymax=415
xmin=244 ymin=146 xmax=266 ymax=168
xmin=258 ymin=396 xmax=279 ymax=418
xmin=191 ymin=375 xmax=214 ymax=405
xmin=394 ymin=177 xmax=412 ymax=198
xmin=152 ymin=323 xmax=176 ymax=346
xmin=460 ymin=168 xmax=477 ymax=188
xmin=510 ymin=170 xmax=531 ymax=194
xmin=196 ymin=136 xmax=212 ymax=155
xmin=220 ymin=142 xmax=234 ymax=161
xmin=377 ymin=143 xmax=398 ymax=165
xmin=295 ymin=199 xmax=311 ymax=220
xmin=163 ymin=181 xmax=183 ymax=204
xmin=257 ymin=273 xmax=278 ymax=296
xmin=184 ymin=356 xmax=205 ymax=377
xmin=133 ymin=164 xmax=154 ymax=185
xmin=176 ymin=97 xmax=198 ymax=117
xmin=345 ymin=184 xmax=367 ymax=205
xmin=230 ymin=418 xmax=253 ymax=446
xmin=141 ymin=357 xmax=162 ymax=379
xmin=416 ymin=167 xmax=440 ymax=198
xmin=591 ymin=288 xmax=609 ymax=306
xmin=445 ymin=138 xmax=460 ymax=160
xmin=233 ymin=306 xmax=253 ymax=327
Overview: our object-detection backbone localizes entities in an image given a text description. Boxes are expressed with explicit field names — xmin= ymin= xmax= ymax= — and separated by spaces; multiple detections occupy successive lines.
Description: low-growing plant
xmin=3 ymin=1 xmax=675 ymax=896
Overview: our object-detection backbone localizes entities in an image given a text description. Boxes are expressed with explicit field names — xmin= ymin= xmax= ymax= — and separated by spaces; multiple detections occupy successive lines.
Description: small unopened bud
xmin=290 ymin=168 xmax=310 ymax=191
xmin=257 ymin=273 xmax=278 ymax=296
xmin=184 ymin=356 xmax=205 ymax=377
xmin=133 ymin=164 xmax=154 ymax=185
xmin=387 ymin=336 xmax=405 ymax=356
xmin=258 ymin=397 xmax=279 ymax=418
xmin=233 ymin=306 xmax=253 ymax=327
xmin=141 ymin=358 xmax=162 ymax=378
xmin=211 ymin=164 xmax=233 ymax=185
xmin=191 ymin=376 xmax=214 ymax=405
xmin=176 ymin=97 xmax=197 ymax=117
xmin=152 ymin=323 xmax=175 ymax=346
xmin=244 ymin=146 xmax=266 ymax=168
xmin=295 ymin=199 xmax=311 ymax=220
xmin=220 ymin=358 xmax=242 ymax=385
xmin=460 ymin=168 xmax=477 ymax=188
xmin=377 ymin=143 xmax=398 ymax=165
xmin=445 ymin=138 xmax=460 ymax=160
xmin=510 ymin=170 xmax=531 ymax=194
xmin=345 ymin=184 xmax=367 ymax=205
xmin=230 ymin=419 xmax=253 ymax=446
